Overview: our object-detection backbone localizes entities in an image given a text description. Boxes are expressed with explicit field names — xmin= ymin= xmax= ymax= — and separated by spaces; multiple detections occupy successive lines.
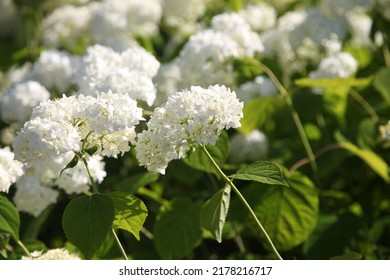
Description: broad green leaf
xmin=115 ymin=172 xmax=159 ymax=193
xmin=335 ymin=132 xmax=390 ymax=183
xmin=0 ymin=195 xmax=20 ymax=241
xmin=108 ymin=191 xmax=148 ymax=241
xmin=62 ymin=194 xmax=115 ymax=259
xmin=230 ymin=161 xmax=288 ymax=187
xmin=183 ymin=131 xmax=229 ymax=176
xmin=373 ymin=67 xmax=390 ymax=104
xmin=154 ymin=198 xmax=203 ymax=259
xmin=227 ymin=0 xmax=244 ymax=11
xmin=238 ymin=97 xmax=282 ymax=135
xmin=200 ymin=185 xmax=231 ymax=243
xmin=239 ymin=171 xmax=319 ymax=251
xmin=294 ymin=77 xmax=373 ymax=89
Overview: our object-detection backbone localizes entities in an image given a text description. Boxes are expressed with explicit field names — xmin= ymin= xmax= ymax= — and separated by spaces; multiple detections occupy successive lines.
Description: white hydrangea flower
xmin=0 ymin=81 xmax=51 ymax=125
xmin=229 ymin=129 xmax=268 ymax=164
xmin=162 ymin=0 xmax=206 ymax=34
xmin=211 ymin=13 xmax=264 ymax=57
xmin=238 ymin=76 xmax=277 ymax=102
xmin=136 ymin=85 xmax=243 ymax=174
xmin=30 ymin=152 xmax=106 ymax=195
xmin=0 ymin=147 xmax=24 ymax=193
xmin=320 ymin=0 xmax=374 ymax=18
xmin=13 ymin=117 xmax=81 ymax=164
xmin=31 ymin=49 xmax=77 ymax=92
xmin=380 ymin=121 xmax=390 ymax=140
xmin=14 ymin=174 xmax=59 ymax=217
xmin=309 ymin=52 xmax=358 ymax=79
xmin=75 ymin=44 xmax=160 ymax=106
xmin=239 ymin=2 xmax=277 ymax=32
xmin=346 ymin=12 xmax=373 ymax=47
xmin=90 ymin=0 xmax=162 ymax=43
xmin=21 ymin=248 xmax=81 ymax=260
xmin=42 ymin=4 xmax=94 ymax=49
xmin=153 ymin=62 xmax=182 ymax=106
xmin=14 ymin=91 xmax=143 ymax=164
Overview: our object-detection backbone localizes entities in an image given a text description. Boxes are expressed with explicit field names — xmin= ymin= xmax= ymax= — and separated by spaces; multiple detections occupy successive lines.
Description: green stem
xmin=112 ymin=229 xmax=128 ymax=260
xmin=78 ymin=152 xmax=99 ymax=193
xmin=350 ymin=89 xmax=379 ymax=122
xmin=18 ymin=240 xmax=32 ymax=259
xmin=201 ymin=145 xmax=283 ymax=260
xmin=79 ymin=152 xmax=128 ymax=260
xmin=258 ymin=62 xmax=320 ymax=185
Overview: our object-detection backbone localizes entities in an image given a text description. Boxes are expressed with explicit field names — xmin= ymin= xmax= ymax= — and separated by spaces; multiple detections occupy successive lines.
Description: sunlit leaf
xmin=0 ymin=196 xmax=19 ymax=241
xmin=108 ymin=191 xmax=148 ymax=240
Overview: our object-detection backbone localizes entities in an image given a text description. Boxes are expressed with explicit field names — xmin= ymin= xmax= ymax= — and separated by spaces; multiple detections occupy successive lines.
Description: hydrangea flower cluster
xmin=13 ymin=91 xmax=143 ymax=165
xmin=75 ymin=44 xmax=160 ymax=106
xmin=309 ymin=52 xmax=358 ymax=79
xmin=13 ymin=152 xmax=106 ymax=217
xmin=237 ymin=76 xmax=278 ymax=102
xmin=30 ymin=49 xmax=78 ymax=92
xmin=0 ymin=147 xmax=24 ymax=193
xmin=155 ymin=12 xmax=263 ymax=102
xmin=229 ymin=129 xmax=268 ymax=164
xmin=21 ymin=248 xmax=81 ymax=260
xmin=0 ymin=81 xmax=51 ymax=126
xmin=136 ymin=85 xmax=243 ymax=174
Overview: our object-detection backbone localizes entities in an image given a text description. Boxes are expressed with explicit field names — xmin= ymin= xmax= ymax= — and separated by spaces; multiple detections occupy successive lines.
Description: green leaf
xmin=238 ymin=97 xmax=282 ymax=135
xmin=62 ymin=194 xmax=115 ymax=259
xmin=230 ymin=161 xmax=289 ymax=187
xmin=108 ymin=191 xmax=148 ymax=241
xmin=335 ymin=132 xmax=390 ymax=183
xmin=373 ymin=67 xmax=390 ymax=104
xmin=115 ymin=172 xmax=159 ymax=193
xmin=0 ymin=195 xmax=20 ymax=241
xmin=227 ymin=0 xmax=244 ymax=11
xmin=294 ymin=77 xmax=373 ymax=90
xmin=60 ymin=153 xmax=79 ymax=177
xmin=239 ymin=171 xmax=319 ymax=251
xmin=154 ymin=198 xmax=203 ymax=259
xmin=183 ymin=131 xmax=229 ymax=176
xmin=200 ymin=186 xmax=231 ymax=243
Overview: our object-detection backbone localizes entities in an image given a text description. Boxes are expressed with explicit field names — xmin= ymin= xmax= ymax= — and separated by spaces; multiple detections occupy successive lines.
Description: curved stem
xmin=349 ymin=89 xmax=379 ymax=122
xmin=258 ymin=62 xmax=320 ymax=186
xmin=18 ymin=240 xmax=32 ymax=258
xmin=112 ymin=229 xmax=128 ymax=260
xmin=79 ymin=152 xmax=128 ymax=260
xmin=78 ymin=152 xmax=99 ymax=193
xmin=201 ymin=145 xmax=283 ymax=260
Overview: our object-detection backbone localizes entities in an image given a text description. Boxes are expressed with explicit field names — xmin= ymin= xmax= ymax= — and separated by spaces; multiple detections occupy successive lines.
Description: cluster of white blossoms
xmin=21 ymin=248 xmax=81 ymax=260
xmin=380 ymin=121 xmax=390 ymax=141
xmin=161 ymin=0 xmax=206 ymax=34
xmin=0 ymin=81 xmax=51 ymax=126
xmin=75 ymin=44 xmax=160 ymax=106
xmin=237 ymin=76 xmax=278 ymax=102
xmin=229 ymin=129 xmax=268 ymax=164
xmin=136 ymin=85 xmax=243 ymax=174
xmin=309 ymin=52 xmax=358 ymax=79
xmin=13 ymin=91 xmax=143 ymax=165
xmin=156 ymin=12 xmax=263 ymax=102
xmin=13 ymin=152 xmax=106 ymax=217
xmin=239 ymin=2 xmax=277 ymax=32
xmin=30 ymin=49 xmax=78 ymax=92
xmin=0 ymin=147 xmax=24 ymax=193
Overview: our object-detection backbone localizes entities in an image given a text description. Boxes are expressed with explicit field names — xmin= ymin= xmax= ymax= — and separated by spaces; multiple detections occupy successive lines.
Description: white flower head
xmin=229 ymin=130 xmax=268 ymax=164
xmin=31 ymin=49 xmax=77 ymax=92
xmin=22 ymin=248 xmax=81 ymax=260
xmin=0 ymin=147 xmax=24 ymax=193
xmin=13 ymin=174 xmax=59 ymax=217
xmin=1 ymin=81 xmax=50 ymax=125
xmin=136 ymin=85 xmax=243 ymax=174
xmin=75 ymin=44 xmax=160 ymax=106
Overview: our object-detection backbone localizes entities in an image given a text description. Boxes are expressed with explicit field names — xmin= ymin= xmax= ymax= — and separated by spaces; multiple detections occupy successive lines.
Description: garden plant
xmin=0 ymin=0 xmax=390 ymax=260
